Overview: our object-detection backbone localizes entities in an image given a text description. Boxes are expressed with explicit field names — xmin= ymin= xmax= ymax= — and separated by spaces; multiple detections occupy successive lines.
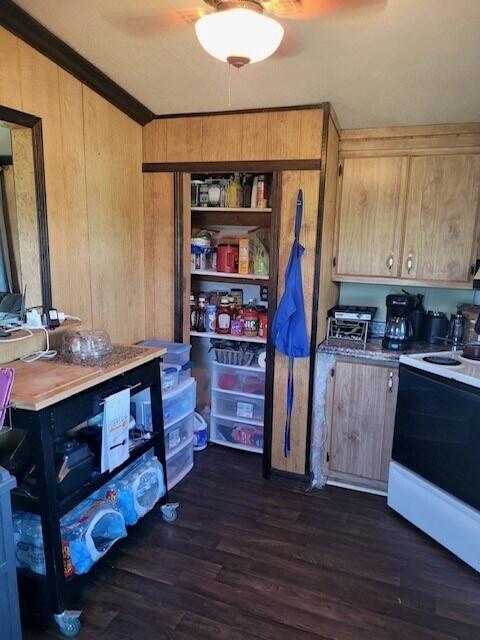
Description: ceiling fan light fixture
xmin=195 ymin=7 xmax=284 ymax=66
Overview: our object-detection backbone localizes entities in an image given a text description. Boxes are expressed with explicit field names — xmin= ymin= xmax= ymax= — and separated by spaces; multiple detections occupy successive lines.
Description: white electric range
xmin=388 ymin=350 xmax=480 ymax=572
xmin=400 ymin=350 xmax=480 ymax=388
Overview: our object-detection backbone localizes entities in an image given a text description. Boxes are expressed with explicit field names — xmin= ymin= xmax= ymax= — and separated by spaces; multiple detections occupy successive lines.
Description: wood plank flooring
xmin=24 ymin=446 xmax=480 ymax=639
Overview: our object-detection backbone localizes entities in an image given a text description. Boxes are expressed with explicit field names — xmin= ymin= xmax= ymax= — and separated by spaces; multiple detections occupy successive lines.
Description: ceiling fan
xmin=109 ymin=0 xmax=386 ymax=68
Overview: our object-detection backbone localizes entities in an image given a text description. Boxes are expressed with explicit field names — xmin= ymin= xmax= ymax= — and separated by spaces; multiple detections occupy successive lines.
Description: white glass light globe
xmin=195 ymin=8 xmax=284 ymax=66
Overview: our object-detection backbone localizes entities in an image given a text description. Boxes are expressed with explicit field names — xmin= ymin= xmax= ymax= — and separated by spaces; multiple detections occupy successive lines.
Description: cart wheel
xmin=161 ymin=502 xmax=179 ymax=523
xmin=54 ymin=611 xmax=82 ymax=638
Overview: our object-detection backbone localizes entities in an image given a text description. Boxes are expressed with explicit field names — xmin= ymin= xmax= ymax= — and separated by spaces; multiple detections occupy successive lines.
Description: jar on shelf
xmin=206 ymin=304 xmax=217 ymax=333
xmin=195 ymin=295 xmax=207 ymax=332
xmin=256 ymin=175 xmax=268 ymax=208
xmin=219 ymin=179 xmax=229 ymax=207
xmin=216 ymin=296 xmax=233 ymax=334
xmin=190 ymin=294 xmax=197 ymax=331
xmin=191 ymin=180 xmax=203 ymax=206
xmin=244 ymin=300 xmax=259 ymax=337
xmin=228 ymin=173 xmax=243 ymax=208
xmin=258 ymin=310 xmax=268 ymax=339
xmin=208 ymin=182 xmax=221 ymax=207
xmin=199 ymin=183 xmax=209 ymax=207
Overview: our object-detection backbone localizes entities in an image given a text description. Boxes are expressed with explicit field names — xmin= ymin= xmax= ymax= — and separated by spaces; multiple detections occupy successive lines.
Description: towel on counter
xmin=101 ymin=388 xmax=130 ymax=473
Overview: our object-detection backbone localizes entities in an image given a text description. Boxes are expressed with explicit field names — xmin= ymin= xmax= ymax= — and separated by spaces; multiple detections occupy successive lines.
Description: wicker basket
xmin=213 ymin=348 xmax=255 ymax=367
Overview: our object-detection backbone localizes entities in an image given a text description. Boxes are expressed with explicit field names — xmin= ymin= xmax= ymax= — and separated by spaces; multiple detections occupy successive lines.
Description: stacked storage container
xmin=210 ymin=361 xmax=265 ymax=453
xmin=137 ymin=340 xmax=196 ymax=489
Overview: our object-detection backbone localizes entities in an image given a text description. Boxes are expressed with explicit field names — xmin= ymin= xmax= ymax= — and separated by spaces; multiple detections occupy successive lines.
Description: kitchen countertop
xmin=317 ymin=338 xmax=451 ymax=362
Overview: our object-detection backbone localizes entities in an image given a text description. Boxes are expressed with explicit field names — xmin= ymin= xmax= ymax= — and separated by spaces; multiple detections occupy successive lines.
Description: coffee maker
xmin=382 ymin=293 xmax=416 ymax=350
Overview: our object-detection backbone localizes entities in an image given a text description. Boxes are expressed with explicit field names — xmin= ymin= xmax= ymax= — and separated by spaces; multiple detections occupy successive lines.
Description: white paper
xmin=236 ymin=401 xmax=254 ymax=419
xmin=101 ymin=388 xmax=131 ymax=473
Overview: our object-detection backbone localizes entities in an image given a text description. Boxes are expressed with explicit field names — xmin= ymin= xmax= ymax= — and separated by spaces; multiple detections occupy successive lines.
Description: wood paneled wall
xmin=144 ymin=172 xmax=175 ymax=340
xmin=143 ymin=109 xmax=324 ymax=163
xmin=317 ymin=117 xmax=340 ymax=345
xmin=143 ymin=106 xmax=339 ymax=476
xmin=0 ymin=26 xmax=144 ymax=343
xmin=271 ymin=170 xmax=321 ymax=474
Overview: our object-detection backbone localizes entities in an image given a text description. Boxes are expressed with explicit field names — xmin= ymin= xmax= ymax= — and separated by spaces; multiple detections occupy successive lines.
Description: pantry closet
xmin=142 ymin=105 xmax=340 ymax=480
xmin=188 ymin=171 xmax=278 ymax=471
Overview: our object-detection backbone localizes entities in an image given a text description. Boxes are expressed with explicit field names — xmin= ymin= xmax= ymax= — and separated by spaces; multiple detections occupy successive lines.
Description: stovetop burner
xmin=460 ymin=353 xmax=480 ymax=362
xmin=423 ymin=356 xmax=462 ymax=366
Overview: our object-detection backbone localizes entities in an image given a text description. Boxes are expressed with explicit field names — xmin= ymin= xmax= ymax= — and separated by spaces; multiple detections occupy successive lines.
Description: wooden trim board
xmin=154 ymin=103 xmax=329 ymax=120
xmin=144 ymin=160 xmax=322 ymax=173
xmin=0 ymin=105 xmax=52 ymax=308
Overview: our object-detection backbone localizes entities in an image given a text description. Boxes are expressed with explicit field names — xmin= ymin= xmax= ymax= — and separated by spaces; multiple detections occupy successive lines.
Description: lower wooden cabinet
xmin=326 ymin=359 xmax=398 ymax=490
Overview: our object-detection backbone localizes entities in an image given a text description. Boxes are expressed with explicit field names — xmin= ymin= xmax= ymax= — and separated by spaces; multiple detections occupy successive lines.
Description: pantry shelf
xmin=191 ymin=270 xmax=269 ymax=285
xmin=190 ymin=330 xmax=267 ymax=344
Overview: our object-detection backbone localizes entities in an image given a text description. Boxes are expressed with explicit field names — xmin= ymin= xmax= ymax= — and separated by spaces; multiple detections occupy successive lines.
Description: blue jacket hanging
xmin=271 ymin=189 xmax=310 ymax=457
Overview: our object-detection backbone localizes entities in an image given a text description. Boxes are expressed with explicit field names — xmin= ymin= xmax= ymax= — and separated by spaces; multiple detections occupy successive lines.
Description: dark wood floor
xmin=25 ymin=446 xmax=480 ymax=640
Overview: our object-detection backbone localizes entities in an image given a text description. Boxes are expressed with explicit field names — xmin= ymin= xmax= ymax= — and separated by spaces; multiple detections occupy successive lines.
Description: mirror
xmin=0 ymin=106 xmax=51 ymax=325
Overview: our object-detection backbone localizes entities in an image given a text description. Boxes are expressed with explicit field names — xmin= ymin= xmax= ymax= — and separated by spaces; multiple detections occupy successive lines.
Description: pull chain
xmin=228 ymin=62 xmax=232 ymax=107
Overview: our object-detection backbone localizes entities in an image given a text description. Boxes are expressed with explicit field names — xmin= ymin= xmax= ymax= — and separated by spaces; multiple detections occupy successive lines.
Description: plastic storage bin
xmin=163 ymin=378 xmax=196 ymax=427
xmin=161 ymin=364 xmax=179 ymax=392
xmin=166 ymin=439 xmax=194 ymax=489
xmin=212 ymin=361 xmax=265 ymax=397
xmin=212 ymin=388 xmax=264 ymax=424
xmin=139 ymin=340 xmax=191 ymax=366
xmin=178 ymin=361 xmax=192 ymax=385
xmin=0 ymin=467 xmax=21 ymax=640
xmin=210 ymin=415 xmax=263 ymax=452
xmin=165 ymin=412 xmax=194 ymax=459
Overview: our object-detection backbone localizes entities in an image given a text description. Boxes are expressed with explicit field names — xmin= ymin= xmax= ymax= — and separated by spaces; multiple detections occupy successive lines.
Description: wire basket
xmin=213 ymin=348 xmax=255 ymax=367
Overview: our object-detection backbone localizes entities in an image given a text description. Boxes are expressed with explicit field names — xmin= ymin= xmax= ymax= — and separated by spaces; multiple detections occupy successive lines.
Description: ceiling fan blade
xmin=105 ymin=7 xmax=209 ymax=38
xmin=266 ymin=0 xmax=387 ymax=20
xmin=272 ymin=24 xmax=303 ymax=58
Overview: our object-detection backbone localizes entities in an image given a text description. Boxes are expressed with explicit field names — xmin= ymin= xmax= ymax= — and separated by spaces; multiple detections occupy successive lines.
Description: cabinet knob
xmin=388 ymin=371 xmax=394 ymax=392
xmin=406 ymin=254 xmax=414 ymax=274
xmin=386 ymin=254 xmax=394 ymax=271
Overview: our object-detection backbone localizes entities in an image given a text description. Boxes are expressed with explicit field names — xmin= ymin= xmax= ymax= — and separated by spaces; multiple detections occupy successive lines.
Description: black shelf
xmin=192 ymin=210 xmax=271 ymax=228
xmin=12 ymin=433 xmax=162 ymax=517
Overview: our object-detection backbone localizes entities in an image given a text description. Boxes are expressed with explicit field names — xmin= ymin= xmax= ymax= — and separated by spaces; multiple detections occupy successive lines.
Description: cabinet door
xmin=335 ymin=156 xmax=408 ymax=277
xmin=402 ymin=154 xmax=480 ymax=283
xmin=329 ymin=361 xmax=398 ymax=482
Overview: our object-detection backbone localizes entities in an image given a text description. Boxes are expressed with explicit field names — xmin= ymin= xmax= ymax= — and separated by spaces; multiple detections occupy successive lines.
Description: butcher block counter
xmin=9 ymin=344 xmax=166 ymax=411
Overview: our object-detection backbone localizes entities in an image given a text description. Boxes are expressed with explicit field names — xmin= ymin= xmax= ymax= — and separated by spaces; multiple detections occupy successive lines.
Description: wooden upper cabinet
xmin=401 ymin=154 xmax=480 ymax=283
xmin=334 ymin=156 xmax=408 ymax=277
xmin=328 ymin=361 xmax=398 ymax=483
